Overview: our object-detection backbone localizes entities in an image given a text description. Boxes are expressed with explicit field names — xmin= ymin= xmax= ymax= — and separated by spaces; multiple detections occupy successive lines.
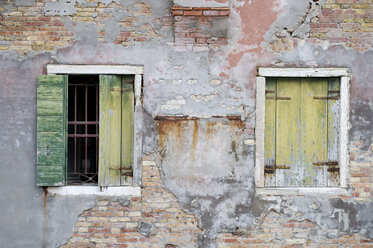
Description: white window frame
xmin=46 ymin=65 xmax=144 ymax=196
xmin=255 ymin=68 xmax=350 ymax=196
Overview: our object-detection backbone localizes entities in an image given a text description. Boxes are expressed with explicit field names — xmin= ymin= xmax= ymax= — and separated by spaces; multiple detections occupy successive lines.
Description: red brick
xmin=184 ymin=10 xmax=202 ymax=16
xmin=88 ymin=228 xmax=109 ymax=233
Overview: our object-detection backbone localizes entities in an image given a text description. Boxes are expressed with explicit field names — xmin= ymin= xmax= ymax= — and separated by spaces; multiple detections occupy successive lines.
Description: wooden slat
xmin=37 ymin=116 xmax=64 ymax=132
xmin=301 ymin=78 xmax=328 ymax=186
xmin=327 ymin=78 xmax=340 ymax=186
xmin=37 ymin=75 xmax=67 ymax=186
xmin=121 ymin=82 xmax=134 ymax=185
xmin=99 ymin=75 xmax=122 ymax=186
xmin=264 ymin=78 xmax=276 ymax=186
xmin=276 ymin=78 xmax=301 ymax=186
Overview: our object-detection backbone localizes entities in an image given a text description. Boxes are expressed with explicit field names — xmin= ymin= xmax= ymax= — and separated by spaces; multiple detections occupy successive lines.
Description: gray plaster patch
xmin=202 ymin=17 xmax=228 ymax=38
xmin=14 ymin=0 xmax=35 ymax=7
xmin=104 ymin=18 xmax=121 ymax=42
xmin=263 ymin=0 xmax=325 ymax=44
xmin=70 ymin=21 xmax=100 ymax=44
xmin=43 ymin=0 xmax=78 ymax=16
xmin=46 ymin=195 xmax=97 ymax=247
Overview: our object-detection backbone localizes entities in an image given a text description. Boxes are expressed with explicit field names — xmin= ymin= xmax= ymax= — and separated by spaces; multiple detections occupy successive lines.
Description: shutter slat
xmin=327 ymin=78 xmax=340 ymax=186
xmin=37 ymin=75 xmax=67 ymax=186
xmin=264 ymin=78 xmax=276 ymax=186
xmin=121 ymin=83 xmax=134 ymax=185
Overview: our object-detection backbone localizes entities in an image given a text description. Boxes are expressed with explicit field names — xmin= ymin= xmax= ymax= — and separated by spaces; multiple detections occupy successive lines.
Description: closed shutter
xmin=36 ymin=75 xmax=68 ymax=186
xmin=264 ymin=78 xmax=340 ymax=187
xmin=99 ymin=75 xmax=134 ymax=186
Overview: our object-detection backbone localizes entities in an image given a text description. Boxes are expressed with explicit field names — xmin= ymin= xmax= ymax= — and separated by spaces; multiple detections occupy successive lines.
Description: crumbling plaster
xmin=0 ymin=0 xmax=372 ymax=247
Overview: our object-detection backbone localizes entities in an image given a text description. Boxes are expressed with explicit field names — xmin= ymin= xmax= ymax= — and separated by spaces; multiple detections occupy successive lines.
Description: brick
xmin=183 ymin=11 xmax=202 ymax=16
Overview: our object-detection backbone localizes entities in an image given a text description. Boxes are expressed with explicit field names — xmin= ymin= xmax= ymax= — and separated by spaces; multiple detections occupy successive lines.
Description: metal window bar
xmin=67 ymin=77 xmax=99 ymax=185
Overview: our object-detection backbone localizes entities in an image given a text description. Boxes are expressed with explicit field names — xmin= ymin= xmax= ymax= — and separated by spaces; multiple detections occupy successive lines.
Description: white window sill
xmin=47 ymin=186 xmax=141 ymax=196
xmin=256 ymin=187 xmax=348 ymax=196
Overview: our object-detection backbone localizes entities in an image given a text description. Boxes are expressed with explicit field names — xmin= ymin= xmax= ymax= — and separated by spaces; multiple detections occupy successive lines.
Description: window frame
xmin=255 ymin=68 xmax=350 ymax=195
xmin=45 ymin=65 xmax=143 ymax=196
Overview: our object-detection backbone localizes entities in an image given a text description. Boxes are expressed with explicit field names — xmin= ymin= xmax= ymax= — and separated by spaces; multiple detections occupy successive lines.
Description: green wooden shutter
xmin=37 ymin=75 xmax=67 ymax=186
xmin=99 ymin=75 xmax=134 ymax=186
xmin=264 ymin=78 xmax=340 ymax=187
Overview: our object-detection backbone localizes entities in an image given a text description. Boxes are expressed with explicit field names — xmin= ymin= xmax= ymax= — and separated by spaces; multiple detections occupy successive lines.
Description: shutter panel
xmin=37 ymin=75 xmax=67 ymax=186
xmin=264 ymin=78 xmax=276 ymax=186
xmin=276 ymin=78 xmax=301 ymax=186
xmin=121 ymin=79 xmax=134 ymax=185
xmin=301 ymin=78 xmax=328 ymax=186
xmin=99 ymin=75 xmax=122 ymax=186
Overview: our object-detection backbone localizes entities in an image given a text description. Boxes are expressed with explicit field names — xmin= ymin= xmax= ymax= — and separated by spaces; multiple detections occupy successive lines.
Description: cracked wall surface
xmin=0 ymin=0 xmax=372 ymax=247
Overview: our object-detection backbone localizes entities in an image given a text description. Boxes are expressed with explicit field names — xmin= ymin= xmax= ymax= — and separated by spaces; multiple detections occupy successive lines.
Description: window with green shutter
xmin=37 ymin=74 xmax=134 ymax=186
xmin=264 ymin=77 xmax=340 ymax=187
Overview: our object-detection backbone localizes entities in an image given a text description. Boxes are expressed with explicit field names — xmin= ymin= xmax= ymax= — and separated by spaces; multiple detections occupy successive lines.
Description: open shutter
xmin=37 ymin=75 xmax=67 ymax=186
xmin=99 ymin=75 xmax=134 ymax=186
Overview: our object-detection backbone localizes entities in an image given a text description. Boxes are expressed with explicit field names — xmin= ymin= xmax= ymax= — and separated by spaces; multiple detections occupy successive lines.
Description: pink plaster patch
xmin=227 ymin=0 xmax=282 ymax=69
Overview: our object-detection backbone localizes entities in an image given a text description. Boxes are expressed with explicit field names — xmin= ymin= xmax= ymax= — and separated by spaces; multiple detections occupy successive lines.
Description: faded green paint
xmin=265 ymin=78 xmax=340 ymax=187
xmin=99 ymin=75 xmax=134 ymax=186
xmin=276 ymin=78 xmax=301 ymax=186
xmin=36 ymin=75 xmax=67 ymax=186
xmin=99 ymin=75 xmax=122 ymax=186
xmin=121 ymin=82 xmax=134 ymax=185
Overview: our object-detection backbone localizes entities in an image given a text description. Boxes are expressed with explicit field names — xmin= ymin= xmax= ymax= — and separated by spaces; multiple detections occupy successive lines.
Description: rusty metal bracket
xmin=109 ymin=166 xmax=133 ymax=176
xmin=110 ymin=87 xmax=132 ymax=92
xmin=328 ymin=90 xmax=340 ymax=94
xmin=313 ymin=161 xmax=338 ymax=166
xmin=327 ymin=167 xmax=340 ymax=172
xmin=266 ymin=96 xmax=291 ymax=100
xmin=313 ymin=96 xmax=339 ymax=100
xmin=264 ymin=164 xmax=290 ymax=173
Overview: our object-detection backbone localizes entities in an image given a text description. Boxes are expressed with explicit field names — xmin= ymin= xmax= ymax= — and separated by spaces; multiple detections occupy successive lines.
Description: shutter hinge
xmin=266 ymin=96 xmax=291 ymax=100
xmin=264 ymin=164 xmax=290 ymax=173
xmin=111 ymin=87 xmax=132 ymax=92
xmin=109 ymin=166 xmax=133 ymax=176
xmin=313 ymin=161 xmax=338 ymax=166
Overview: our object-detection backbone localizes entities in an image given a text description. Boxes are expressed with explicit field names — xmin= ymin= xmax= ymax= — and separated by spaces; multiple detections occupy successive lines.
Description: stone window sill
xmin=47 ymin=186 xmax=141 ymax=196
xmin=256 ymin=187 xmax=348 ymax=197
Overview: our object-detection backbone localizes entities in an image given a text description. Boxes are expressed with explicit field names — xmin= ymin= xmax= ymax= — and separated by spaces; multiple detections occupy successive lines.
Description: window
xmin=36 ymin=65 xmax=143 ymax=187
xmin=255 ymin=68 xmax=350 ymax=193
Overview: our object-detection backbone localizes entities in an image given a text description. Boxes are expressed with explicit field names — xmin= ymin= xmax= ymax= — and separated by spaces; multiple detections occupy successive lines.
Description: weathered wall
xmin=0 ymin=0 xmax=372 ymax=247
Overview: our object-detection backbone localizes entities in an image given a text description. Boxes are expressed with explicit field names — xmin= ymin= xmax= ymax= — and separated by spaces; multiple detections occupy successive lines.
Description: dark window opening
xmin=67 ymin=75 xmax=99 ymax=185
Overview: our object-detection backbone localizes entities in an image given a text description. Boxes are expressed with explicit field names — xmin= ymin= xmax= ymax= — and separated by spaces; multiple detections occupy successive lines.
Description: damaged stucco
xmin=0 ymin=0 xmax=372 ymax=247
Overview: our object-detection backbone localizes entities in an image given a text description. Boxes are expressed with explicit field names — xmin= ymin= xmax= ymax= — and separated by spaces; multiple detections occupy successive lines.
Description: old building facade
xmin=0 ymin=0 xmax=373 ymax=247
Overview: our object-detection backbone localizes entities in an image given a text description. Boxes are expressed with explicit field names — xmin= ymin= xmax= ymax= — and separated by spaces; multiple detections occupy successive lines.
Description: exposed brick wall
xmin=0 ymin=1 xmax=171 ymax=56
xmin=216 ymin=210 xmax=373 ymax=248
xmin=350 ymin=142 xmax=373 ymax=202
xmin=171 ymin=6 xmax=230 ymax=51
xmin=61 ymin=158 xmax=201 ymax=248
xmin=310 ymin=0 xmax=373 ymax=52
xmin=270 ymin=0 xmax=373 ymax=53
